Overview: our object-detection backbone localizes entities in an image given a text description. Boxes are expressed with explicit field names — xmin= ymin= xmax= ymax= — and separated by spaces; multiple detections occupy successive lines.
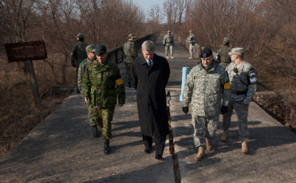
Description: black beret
xmin=200 ymin=48 xmax=212 ymax=58
xmin=95 ymin=44 xmax=107 ymax=56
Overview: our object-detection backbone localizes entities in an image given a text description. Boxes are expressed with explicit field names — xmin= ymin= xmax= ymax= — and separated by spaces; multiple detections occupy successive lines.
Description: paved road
xmin=1 ymin=34 xmax=296 ymax=183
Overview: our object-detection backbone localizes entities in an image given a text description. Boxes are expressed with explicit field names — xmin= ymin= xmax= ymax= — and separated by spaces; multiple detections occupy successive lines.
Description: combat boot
xmin=241 ymin=141 xmax=248 ymax=154
xmin=220 ymin=129 xmax=228 ymax=142
xmin=104 ymin=139 xmax=110 ymax=154
xmin=93 ymin=125 xmax=100 ymax=137
xmin=205 ymin=138 xmax=212 ymax=151
xmin=194 ymin=146 xmax=205 ymax=161
xmin=127 ymin=82 xmax=132 ymax=88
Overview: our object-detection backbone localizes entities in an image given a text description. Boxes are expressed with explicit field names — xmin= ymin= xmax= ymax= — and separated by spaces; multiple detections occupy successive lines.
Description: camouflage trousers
xmin=189 ymin=44 xmax=194 ymax=58
xmin=124 ymin=60 xmax=133 ymax=83
xmin=222 ymin=101 xmax=249 ymax=141
xmin=91 ymin=107 xmax=115 ymax=140
xmin=165 ymin=45 xmax=173 ymax=56
xmin=191 ymin=114 xmax=219 ymax=147
xmin=88 ymin=105 xmax=96 ymax=127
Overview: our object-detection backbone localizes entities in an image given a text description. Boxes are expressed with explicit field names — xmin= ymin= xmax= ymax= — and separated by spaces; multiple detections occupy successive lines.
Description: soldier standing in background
xmin=163 ymin=30 xmax=174 ymax=59
xmin=186 ymin=30 xmax=196 ymax=59
xmin=182 ymin=48 xmax=230 ymax=161
xmin=77 ymin=44 xmax=100 ymax=137
xmin=221 ymin=48 xmax=257 ymax=154
xmin=81 ymin=44 xmax=126 ymax=154
xmin=123 ymin=33 xmax=138 ymax=87
xmin=71 ymin=33 xmax=88 ymax=93
xmin=217 ymin=37 xmax=232 ymax=69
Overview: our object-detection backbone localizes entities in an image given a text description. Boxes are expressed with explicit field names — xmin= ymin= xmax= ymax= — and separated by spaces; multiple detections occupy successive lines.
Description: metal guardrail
xmin=107 ymin=34 xmax=155 ymax=64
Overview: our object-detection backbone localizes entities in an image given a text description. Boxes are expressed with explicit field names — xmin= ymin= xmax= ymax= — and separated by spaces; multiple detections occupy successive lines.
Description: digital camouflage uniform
xmin=163 ymin=34 xmax=174 ymax=57
xmin=78 ymin=57 xmax=96 ymax=126
xmin=123 ymin=40 xmax=138 ymax=84
xmin=183 ymin=61 xmax=231 ymax=148
xmin=217 ymin=45 xmax=232 ymax=69
xmin=81 ymin=59 xmax=125 ymax=139
xmin=187 ymin=33 xmax=196 ymax=58
xmin=223 ymin=61 xmax=257 ymax=141
xmin=71 ymin=40 xmax=88 ymax=89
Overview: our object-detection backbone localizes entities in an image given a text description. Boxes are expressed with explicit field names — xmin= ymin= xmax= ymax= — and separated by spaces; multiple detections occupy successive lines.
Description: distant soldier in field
xmin=81 ymin=44 xmax=126 ymax=154
xmin=77 ymin=44 xmax=99 ymax=137
xmin=71 ymin=33 xmax=88 ymax=93
xmin=123 ymin=33 xmax=138 ymax=87
xmin=217 ymin=37 xmax=232 ymax=69
xmin=163 ymin=30 xmax=174 ymax=59
xmin=221 ymin=48 xmax=257 ymax=154
xmin=186 ymin=30 xmax=196 ymax=59
xmin=182 ymin=48 xmax=230 ymax=161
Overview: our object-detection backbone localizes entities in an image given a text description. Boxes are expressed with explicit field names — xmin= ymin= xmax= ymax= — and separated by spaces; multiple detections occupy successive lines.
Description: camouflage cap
xmin=228 ymin=47 xmax=244 ymax=56
xmin=167 ymin=30 xmax=171 ymax=33
xmin=128 ymin=33 xmax=137 ymax=39
xmin=200 ymin=48 xmax=213 ymax=58
xmin=85 ymin=44 xmax=96 ymax=53
xmin=95 ymin=44 xmax=107 ymax=56
xmin=189 ymin=30 xmax=193 ymax=33
xmin=223 ymin=37 xmax=230 ymax=44
xmin=76 ymin=33 xmax=84 ymax=39
xmin=141 ymin=40 xmax=155 ymax=51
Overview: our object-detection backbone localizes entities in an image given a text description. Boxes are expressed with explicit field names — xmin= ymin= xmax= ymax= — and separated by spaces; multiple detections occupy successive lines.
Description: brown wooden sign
xmin=4 ymin=40 xmax=47 ymax=62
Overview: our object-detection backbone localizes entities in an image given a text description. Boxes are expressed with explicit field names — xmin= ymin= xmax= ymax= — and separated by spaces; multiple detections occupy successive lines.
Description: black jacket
xmin=131 ymin=54 xmax=170 ymax=138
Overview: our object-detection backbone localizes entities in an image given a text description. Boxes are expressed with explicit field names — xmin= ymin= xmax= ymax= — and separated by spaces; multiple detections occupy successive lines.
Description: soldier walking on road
xmin=221 ymin=48 xmax=257 ymax=154
xmin=71 ymin=33 xmax=88 ymax=93
xmin=163 ymin=30 xmax=174 ymax=59
xmin=182 ymin=48 xmax=231 ymax=161
xmin=77 ymin=45 xmax=100 ymax=137
xmin=186 ymin=30 xmax=196 ymax=59
xmin=217 ymin=37 xmax=232 ymax=69
xmin=123 ymin=33 xmax=138 ymax=87
xmin=81 ymin=44 xmax=126 ymax=154
xmin=131 ymin=40 xmax=170 ymax=160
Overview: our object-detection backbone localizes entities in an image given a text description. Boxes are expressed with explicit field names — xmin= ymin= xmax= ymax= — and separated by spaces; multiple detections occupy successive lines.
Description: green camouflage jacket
xmin=123 ymin=40 xmax=137 ymax=60
xmin=226 ymin=61 xmax=257 ymax=105
xmin=71 ymin=41 xmax=88 ymax=67
xmin=81 ymin=59 xmax=125 ymax=108
xmin=77 ymin=58 xmax=95 ymax=92
xmin=183 ymin=61 xmax=231 ymax=117
xmin=217 ymin=45 xmax=232 ymax=69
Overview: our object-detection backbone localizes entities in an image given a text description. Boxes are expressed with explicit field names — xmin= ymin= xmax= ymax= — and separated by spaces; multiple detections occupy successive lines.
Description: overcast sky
xmin=131 ymin=0 xmax=167 ymax=20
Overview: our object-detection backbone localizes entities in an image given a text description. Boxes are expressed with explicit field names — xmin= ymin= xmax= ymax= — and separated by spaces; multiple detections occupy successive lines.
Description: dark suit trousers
xmin=142 ymin=135 xmax=166 ymax=156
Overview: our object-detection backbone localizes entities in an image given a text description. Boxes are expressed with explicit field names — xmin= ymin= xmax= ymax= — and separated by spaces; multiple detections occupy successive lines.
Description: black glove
xmin=221 ymin=105 xmax=228 ymax=115
xmin=182 ymin=107 xmax=189 ymax=114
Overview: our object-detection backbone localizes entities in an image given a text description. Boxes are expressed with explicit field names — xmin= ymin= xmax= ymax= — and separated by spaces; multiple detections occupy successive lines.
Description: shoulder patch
xmin=249 ymin=69 xmax=257 ymax=84
xmin=224 ymin=82 xmax=231 ymax=90
xmin=115 ymin=78 xmax=124 ymax=86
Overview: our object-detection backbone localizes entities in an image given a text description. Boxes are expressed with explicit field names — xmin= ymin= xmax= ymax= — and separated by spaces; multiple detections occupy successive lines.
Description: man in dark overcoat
xmin=130 ymin=40 xmax=170 ymax=160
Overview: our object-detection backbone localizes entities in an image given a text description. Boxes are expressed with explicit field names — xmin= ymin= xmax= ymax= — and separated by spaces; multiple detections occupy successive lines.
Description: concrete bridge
xmin=0 ymin=34 xmax=296 ymax=183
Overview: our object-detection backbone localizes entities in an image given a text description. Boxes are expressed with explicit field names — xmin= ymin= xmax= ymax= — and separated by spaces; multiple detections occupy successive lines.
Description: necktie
xmin=147 ymin=61 xmax=151 ymax=67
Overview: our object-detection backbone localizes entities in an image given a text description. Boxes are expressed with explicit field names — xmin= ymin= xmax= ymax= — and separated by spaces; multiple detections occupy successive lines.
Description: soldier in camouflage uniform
xmin=221 ymin=48 xmax=257 ymax=154
xmin=123 ymin=33 xmax=138 ymax=87
xmin=71 ymin=33 xmax=88 ymax=93
xmin=77 ymin=44 xmax=100 ymax=137
xmin=182 ymin=48 xmax=231 ymax=161
xmin=217 ymin=37 xmax=232 ymax=69
xmin=81 ymin=44 xmax=126 ymax=154
xmin=163 ymin=30 xmax=174 ymax=59
xmin=186 ymin=30 xmax=196 ymax=59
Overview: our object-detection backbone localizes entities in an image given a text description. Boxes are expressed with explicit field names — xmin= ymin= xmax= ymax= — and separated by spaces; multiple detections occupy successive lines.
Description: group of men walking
xmin=71 ymin=32 xmax=257 ymax=162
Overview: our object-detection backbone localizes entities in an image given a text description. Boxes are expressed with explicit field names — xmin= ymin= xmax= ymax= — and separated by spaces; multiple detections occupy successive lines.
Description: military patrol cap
xmin=85 ymin=44 xmax=96 ymax=53
xmin=76 ymin=33 xmax=84 ymax=39
xmin=223 ymin=37 xmax=230 ymax=44
xmin=189 ymin=30 xmax=193 ymax=33
xmin=95 ymin=44 xmax=107 ymax=56
xmin=200 ymin=48 xmax=213 ymax=58
xmin=167 ymin=30 xmax=171 ymax=33
xmin=128 ymin=33 xmax=137 ymax=39
xmin=141 ymin=40 xmax=155 ymax=51
xmin=228 ymin=47 xmax=244 ymax=56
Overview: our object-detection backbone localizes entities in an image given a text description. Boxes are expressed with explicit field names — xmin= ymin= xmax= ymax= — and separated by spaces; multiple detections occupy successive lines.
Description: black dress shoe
xmin=93 ymin=126 xmax=100 ymax=137
xmin=155 ymin=155 xmax=164 ymax=160
xmin=144 ymin=146 xmax=152 ymax=154
xmin=127 ymin=82 xmax=132 ymax=88
xmin=104 ymin=139 xmax=110 ymax=154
